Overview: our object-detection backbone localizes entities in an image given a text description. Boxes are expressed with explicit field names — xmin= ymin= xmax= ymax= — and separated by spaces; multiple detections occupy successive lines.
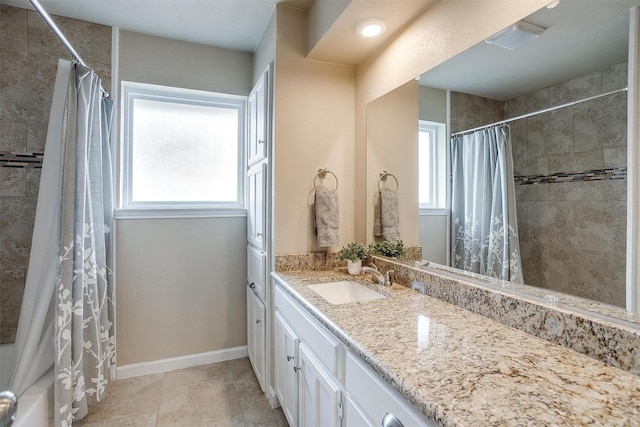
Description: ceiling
xmin=0 ymin=0 xmax=308 ymax=52
xmin=419 ymin=0 xmax=640 ymax=101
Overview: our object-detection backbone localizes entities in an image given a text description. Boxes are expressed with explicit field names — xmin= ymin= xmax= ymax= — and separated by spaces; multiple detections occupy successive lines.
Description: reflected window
xmin=419 ymin=121 xmax=446 ymax=209
xmin=120 ymin=81 xmax=245 ymax=217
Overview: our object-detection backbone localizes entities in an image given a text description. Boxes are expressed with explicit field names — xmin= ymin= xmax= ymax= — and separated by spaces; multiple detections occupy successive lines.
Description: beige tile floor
xmin=75 ymin=358 xmax=288 ymax=427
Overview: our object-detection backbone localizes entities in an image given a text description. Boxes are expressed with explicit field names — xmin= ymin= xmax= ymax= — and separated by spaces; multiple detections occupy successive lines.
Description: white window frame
xmin=117 ymin=81 xmax=246 ymax=219
xmin=419 ymin=120 xmax=447 ymax=212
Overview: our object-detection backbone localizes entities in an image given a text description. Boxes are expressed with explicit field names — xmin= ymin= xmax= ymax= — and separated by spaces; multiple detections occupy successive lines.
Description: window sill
xmin=114 ymin=208 xmax=247 ymax=220
xmin=419 ymin=208 xmax=449 ymax=216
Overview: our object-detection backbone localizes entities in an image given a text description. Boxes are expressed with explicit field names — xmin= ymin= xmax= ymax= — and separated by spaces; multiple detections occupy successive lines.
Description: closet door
xmin=246 ymin=286 xmax=266 ymax=391
xmin=247 ymin=162 xmax=265 ymax=250
xmin=248 ymin=68 xmax=268 ymax=166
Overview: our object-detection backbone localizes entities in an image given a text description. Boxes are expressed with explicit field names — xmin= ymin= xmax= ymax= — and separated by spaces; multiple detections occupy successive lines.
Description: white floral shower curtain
xmin=450 ymin=124 xmax=523 ymax=283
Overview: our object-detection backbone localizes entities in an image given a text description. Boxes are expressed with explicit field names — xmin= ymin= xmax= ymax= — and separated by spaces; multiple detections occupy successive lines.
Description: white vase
xmin=347 ymin=259 xmax=362 ymax=275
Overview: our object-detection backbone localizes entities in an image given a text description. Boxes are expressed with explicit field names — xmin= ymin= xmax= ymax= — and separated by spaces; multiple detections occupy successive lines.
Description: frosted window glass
xmin=131 ymin=99 xmax=239 ymax=202
xmin=418 ymin=130 xmax=432 ymax=205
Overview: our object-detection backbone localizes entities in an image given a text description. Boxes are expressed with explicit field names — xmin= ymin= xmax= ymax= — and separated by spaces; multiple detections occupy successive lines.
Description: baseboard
xmin=116 ymin=346 xmax=248 ymax=379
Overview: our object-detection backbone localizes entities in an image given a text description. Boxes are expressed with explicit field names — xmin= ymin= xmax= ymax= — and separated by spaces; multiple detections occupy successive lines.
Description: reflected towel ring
xmin=378 ymin=170 xmax=399 ymax=192
xmin=314 ymin=168 xmax=339 ymax=191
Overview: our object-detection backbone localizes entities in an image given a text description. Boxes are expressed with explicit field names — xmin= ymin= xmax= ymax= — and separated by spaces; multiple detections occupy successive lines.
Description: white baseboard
xmin=116 ymin=346 xmax=248 ymax=379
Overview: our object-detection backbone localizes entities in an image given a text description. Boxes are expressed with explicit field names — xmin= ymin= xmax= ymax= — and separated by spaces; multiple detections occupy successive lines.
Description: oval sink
xmin=306 ymin=281 xmax=386 ymax=305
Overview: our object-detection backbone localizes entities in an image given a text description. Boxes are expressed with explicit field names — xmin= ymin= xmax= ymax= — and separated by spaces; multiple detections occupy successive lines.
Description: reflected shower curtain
xmin=11 ymin=59 xmax=115 ymax=426
xmin=450 ymin=124 xmax=523 ymax=282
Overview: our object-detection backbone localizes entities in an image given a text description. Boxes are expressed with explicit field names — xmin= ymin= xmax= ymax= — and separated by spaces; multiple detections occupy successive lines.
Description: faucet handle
xmin=369 ymin=263 xmax=379 ymax=272
xmin=384 ymin=269 xmax=394 ymax=286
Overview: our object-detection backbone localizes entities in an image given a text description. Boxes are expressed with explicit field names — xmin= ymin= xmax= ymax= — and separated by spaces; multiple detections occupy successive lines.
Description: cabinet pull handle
xmin=293 ymin=366 xmax=301 ymax=373
xmin=256 ymin=319 xmax=262 ymax=324
xmin=286 ymin=355 xmax=294 ymax=361
xmin=249 ymin=283 xmax=256 ymax=289
xmin=382 ymin=412 xmax=404 ymax=427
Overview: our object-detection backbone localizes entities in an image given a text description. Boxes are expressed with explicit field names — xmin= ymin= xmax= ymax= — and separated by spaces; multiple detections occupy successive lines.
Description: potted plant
xmin=337 ymin=242 xmax=369 ymax=275
xmin=370 ymin=240 xmax=407 ymax=259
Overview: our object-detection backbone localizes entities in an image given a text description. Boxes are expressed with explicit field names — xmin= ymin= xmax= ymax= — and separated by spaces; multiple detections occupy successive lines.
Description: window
xmin=418 ymin=121 xmax=446 ymax=209
xmin=119 ymin=82 xmax=245 ymax=218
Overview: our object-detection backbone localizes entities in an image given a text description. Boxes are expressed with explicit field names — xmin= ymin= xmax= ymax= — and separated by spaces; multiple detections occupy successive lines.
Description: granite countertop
xmin=273 ymin=269 xmax=640 ymax=427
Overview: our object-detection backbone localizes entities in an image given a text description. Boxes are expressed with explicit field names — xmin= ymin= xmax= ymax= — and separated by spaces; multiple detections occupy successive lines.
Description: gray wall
xmin=116 ymin=30 xmax=252 ymax=365
xmin=0 ymin=5 xmax=111 ymax=343
xmin=450 ymin=62 xmax=627 ymax=306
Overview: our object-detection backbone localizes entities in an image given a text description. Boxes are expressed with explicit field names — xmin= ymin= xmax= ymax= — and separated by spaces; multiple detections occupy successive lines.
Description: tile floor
xmin=75 ymin=358 xmax=288 ymax=426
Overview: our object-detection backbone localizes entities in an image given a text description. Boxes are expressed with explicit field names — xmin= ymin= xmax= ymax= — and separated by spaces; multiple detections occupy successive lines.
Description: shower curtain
xmin=10 ymin=59 xmax=115 ymax=426
xmin=450 ymin=124 xmax=523 ymax=283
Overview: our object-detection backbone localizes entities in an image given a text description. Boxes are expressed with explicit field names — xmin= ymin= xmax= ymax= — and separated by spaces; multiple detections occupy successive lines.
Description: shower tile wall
xmin=451 ymin=63 xmax=627 ymax=307
xmin=508 ymin=63 xmax=627 ymax=307
xmin=0 ymin=5 xmax=111 ymax=343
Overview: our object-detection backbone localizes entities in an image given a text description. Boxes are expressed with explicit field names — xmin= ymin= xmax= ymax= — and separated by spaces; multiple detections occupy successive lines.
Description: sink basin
xmin=306 ymin=281 xmax=386 ymax=305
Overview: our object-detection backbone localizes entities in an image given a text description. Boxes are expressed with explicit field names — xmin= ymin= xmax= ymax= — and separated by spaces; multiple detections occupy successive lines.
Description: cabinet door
xmin=345 ymin=395 xmax=374 ymax=427
xmin=275 ymin=311 xmax=299 ymax=427
xmin=247 ymin=162 xmax=265 ymax=250
xmin=246 ymin=287 xmax=266 ymax=392
xmin=248 ymin=68 xmax=268 ymax=166
xmin=298 ymin=342 xmax=342 ymax=427
xmin=247 ymin=245 xmax=266 ymax=301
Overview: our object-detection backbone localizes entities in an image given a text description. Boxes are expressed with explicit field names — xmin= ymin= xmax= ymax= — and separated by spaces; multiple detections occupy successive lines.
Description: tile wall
xmin=0 ymin=5 xmax=111 ymax=343
xmin=450 ymin=63 xmax=628 ymax=307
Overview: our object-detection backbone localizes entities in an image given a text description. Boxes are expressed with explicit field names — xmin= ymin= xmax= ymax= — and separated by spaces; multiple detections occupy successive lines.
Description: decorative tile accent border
xmin=0 ymin=152 xmax=44 ymax=168
xmin=515 ymin=167 xmax=626 ymax=185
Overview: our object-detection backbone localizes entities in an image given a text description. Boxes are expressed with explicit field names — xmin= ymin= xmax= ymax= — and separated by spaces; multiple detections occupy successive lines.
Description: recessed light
xmin=356 ymin=18 xmax=386 ymax=38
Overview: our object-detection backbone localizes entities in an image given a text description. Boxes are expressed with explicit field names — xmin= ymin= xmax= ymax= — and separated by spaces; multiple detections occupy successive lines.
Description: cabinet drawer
xmin=274 ymin=285 xmax=342 ymax=378
xmin=247 ymin=245 xmax=266 ymax=301
xmin=346 ymin=351 xmax=434 ymax=427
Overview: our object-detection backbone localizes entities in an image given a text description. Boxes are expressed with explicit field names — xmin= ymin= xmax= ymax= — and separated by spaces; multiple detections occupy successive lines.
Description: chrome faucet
xmin=360 ymin=263 xmax=394 ymax=286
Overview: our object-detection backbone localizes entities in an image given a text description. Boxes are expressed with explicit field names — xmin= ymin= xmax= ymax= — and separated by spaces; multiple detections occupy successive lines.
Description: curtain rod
xmin=28 ymin=0 xmax=87 ymax=66
xmin=451 ymin=87 xmax=628 ymax=137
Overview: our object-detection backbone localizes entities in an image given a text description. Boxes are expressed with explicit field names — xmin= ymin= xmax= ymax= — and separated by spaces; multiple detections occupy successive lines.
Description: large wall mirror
xmin=366 ymin=1 xmax=640 ymax=316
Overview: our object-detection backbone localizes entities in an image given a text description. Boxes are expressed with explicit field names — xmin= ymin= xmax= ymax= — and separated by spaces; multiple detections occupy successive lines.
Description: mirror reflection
xmin=367 ymin=1 xmax=639 ymax=311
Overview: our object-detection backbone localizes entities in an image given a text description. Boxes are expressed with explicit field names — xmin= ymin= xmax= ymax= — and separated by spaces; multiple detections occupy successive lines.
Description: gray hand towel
xmin=315 ymin=189 xmax=339 ymax=247
xmin=380 ymin=190 xmax=400 ymax=242
xmin=374 ymin=191 xmax=383 ymax=237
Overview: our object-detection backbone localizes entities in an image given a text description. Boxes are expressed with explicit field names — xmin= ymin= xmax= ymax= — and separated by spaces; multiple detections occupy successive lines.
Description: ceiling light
xmin=547 ymin=0 xmax=560 ymax=9
xmin=485 ymin=21 xmax=545 ymax=50
xmin=356 ymin=18 xmax=386 ymax=38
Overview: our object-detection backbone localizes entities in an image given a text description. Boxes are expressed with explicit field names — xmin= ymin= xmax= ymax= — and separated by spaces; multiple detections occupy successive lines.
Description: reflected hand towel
xmin=380 ymin=190 xmax=400 ymax=242
xmin=315 ymin=189 xmax=339 ymax=247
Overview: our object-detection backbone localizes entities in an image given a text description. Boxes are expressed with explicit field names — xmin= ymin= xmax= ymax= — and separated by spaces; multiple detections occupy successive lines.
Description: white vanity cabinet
xmin=272 ymin=276 xmax=434 ymax=427
xmin=247 ymin=286 xmax=266 ymax=391
xmin=345 ymin=351 xmax=435 ymax=427
xmin=298 ymin=342 xmax=342 ymax=427
xmin=275 ymin=311 xmax=300 ymax=427
xmin=273 ymin=284 xmax=344 ymax=427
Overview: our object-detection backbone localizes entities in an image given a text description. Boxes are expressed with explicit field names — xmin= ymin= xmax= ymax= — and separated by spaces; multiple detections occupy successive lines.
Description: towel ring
xmin=314 ymin=168 xmax=339 ymax=191
xmin=378 ymin=170 xmax=399 ymax=192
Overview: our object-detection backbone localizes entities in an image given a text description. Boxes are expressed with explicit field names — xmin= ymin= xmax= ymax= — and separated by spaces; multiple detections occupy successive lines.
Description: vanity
xmin=271 ymin=256 xmax=640 ymax=426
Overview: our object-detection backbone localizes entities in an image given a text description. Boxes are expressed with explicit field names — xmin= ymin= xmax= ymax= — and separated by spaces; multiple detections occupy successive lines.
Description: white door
xmin=247 ymin=162 xmax=265 ymax=250
xmin=247 ymin=287 xmax=266 ymax=392
xmin=298 ymin=342 xmax=342 ymax=427
xmin=275 ymin=312 xmax=300 ymax=427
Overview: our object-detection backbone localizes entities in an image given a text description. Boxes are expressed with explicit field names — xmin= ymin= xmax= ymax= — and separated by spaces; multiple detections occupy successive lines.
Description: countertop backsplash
xmin=275 ymin=253 xmax=640 ymax=376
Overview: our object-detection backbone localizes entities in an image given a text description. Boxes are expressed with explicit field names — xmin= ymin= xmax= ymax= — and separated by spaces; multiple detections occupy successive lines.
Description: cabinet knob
xmin=258 ymin=139 xmax=264 ymax=144
xmin=293 ymin=365 xmax=301 ymax=373
xmin=286 ymin=355 xmax=294 ymax=362
xmin=382 ymin=412 xmax=404 ymax=427
xmin=257 ymin=233 xmax=263 ymax=237
xmin=256 ymin=319 xmax=262 ymax=324
xmin=249 ymin=283 xmax=256 ymax=289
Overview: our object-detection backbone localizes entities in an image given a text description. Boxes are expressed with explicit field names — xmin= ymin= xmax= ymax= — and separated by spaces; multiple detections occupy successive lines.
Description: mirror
xmin=366 ymin=0 xmax=640 ymax=317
